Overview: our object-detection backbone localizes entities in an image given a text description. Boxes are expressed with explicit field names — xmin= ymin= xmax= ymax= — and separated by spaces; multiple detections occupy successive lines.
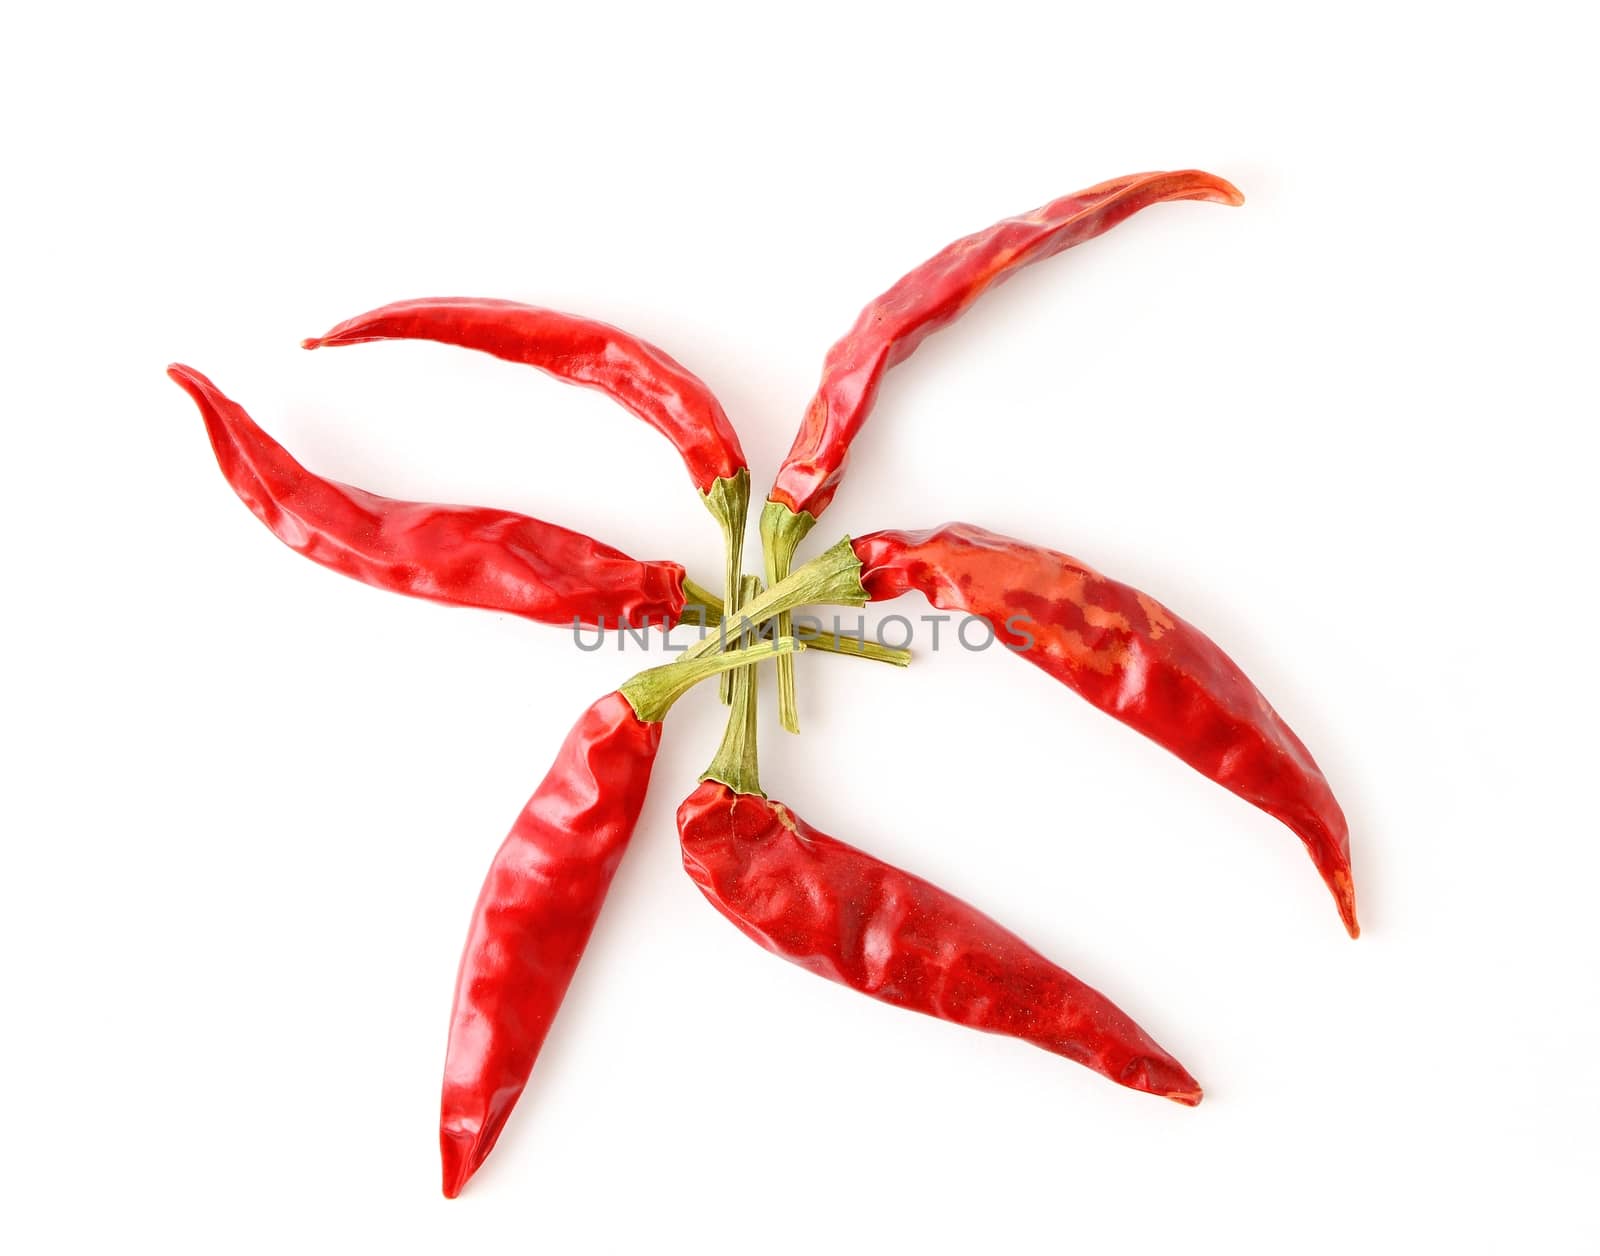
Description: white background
xmin=4 ymin=2 xmax=1595 ymax=1251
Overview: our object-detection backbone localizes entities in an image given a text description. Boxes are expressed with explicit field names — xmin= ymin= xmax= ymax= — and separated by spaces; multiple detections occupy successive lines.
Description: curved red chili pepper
xmin=168 ymin=365 xmax=690 ymax=628
xmin=760 ymin=170 xmax=1243 ymax=733
xmin=441 ymin=641 xmax=800 ymax=1198
xmin=852 ymin=523 xmax=1357 ymax=937
xmin=768 ymin=170 xmax=1243 ymax=521
xmin=441 ymin=691 xmax=657 ymax=1199
xmin=677 ymin=780 xmax=1203 ymax=1105
xmin=304 ymin=298 xmax=746 ymax=493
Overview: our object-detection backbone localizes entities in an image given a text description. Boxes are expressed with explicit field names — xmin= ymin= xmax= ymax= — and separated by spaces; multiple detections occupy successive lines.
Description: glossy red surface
xmin=441 ymin=692 xmax=663 ymax=1198
xmin=678 ymin=781 xmax=1202 ymax=1104
xmin=854 ymin=524 xmax=1357 ymax=936
xmin=169 ymin=365 xmax=688 ymax=628
xmin=305 ymin=298 xmax=746 ymax=492
xmin=769 ymin=171 xmax=1242 ymax=519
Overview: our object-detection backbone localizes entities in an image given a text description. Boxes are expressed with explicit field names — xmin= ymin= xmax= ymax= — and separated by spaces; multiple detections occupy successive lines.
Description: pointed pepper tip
xmin=439 ymin=1127 xmax=482 ymax=1200
xmin=1122 ymin=1053 xmax=1204 ymax=1107
xmin=1330 ymin=868 xmax=1360 ymax=939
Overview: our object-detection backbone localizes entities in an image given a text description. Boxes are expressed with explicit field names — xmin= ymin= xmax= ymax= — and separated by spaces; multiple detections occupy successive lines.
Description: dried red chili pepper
xmin=171 ymin=365 xmax=908 ymax=667
xmin=760 ymin=170 xmax=1244 ymax=731
xmin=442 ymin=638 xmax=801 ymax=1199
xmin=305 ymin=299 xmax=746 ymax=492
xmin=851 ymin=523 xmax=1357 ymax=936
xmin=305 ymin=298 xmax=754 ymax=675
xmin=677 ymin=639 xmax=1202 ymax=1105
xmin=169 ymin=364 xmax=702 ymax=627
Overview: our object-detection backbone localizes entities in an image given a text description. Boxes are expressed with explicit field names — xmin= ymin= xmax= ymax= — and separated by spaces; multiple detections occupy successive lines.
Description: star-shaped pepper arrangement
xmin=171 ymin=169 xmax=1356 ymax=1199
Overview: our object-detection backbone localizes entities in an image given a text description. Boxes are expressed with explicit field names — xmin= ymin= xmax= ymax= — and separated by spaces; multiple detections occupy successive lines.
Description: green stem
xmin=682 ymin=536 xmax=865 ymax=665
xmin=679 ymin=577 xmax=723 ymax=626
xmin=618 ymin=637 xmax=803 ymax=725
xmin=701 ymin=576 xmax=764 ymax=796
xmin=760 ymin=499 xmax=818 ymax=734
xmin=700 ymin=469 xmax=751 ymax=704
xmin=797 ymin=630 xmax=910 ymax=666
xmin=682 ymin=579 xmax=910 ymax=668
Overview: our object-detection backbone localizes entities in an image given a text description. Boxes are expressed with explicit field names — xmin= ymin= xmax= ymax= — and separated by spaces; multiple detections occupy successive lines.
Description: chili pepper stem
xmin=701 ymin=469 xmax=751 ymax=704
xmin=759 ymin=499 xmax=820 ymax=733
xmin=680 ymin=577 xmax=724 ymax=627
xmin=683 ymin=579 xmax=910 ymax=668
xmin=682 ymin=535 xmax=865 ymax=666
xmin=701 ymin=576 xmax=765 ymax=797
xmin=619 ymin=637 xmax=803 ymax=724
xmin=796 ymin=633 xmax=910 ymax=667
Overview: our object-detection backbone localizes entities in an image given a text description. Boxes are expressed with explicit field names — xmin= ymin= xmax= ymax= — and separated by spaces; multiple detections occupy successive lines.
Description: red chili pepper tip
xmin=1332 ymin=870 xmax=1360 ymax=940
xmin=440 ymin=1125 xmax=485 ymax=1200
xmin=1122 ymin=1055 xmax=1204 ymax=1107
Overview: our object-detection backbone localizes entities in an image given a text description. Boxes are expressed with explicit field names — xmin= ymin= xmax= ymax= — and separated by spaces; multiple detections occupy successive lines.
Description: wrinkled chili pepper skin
xmin=678 ymin=781 xmax=1203 ymax=1104
xmin=853 ymin=524 xmax=1357 ymax=937
xmin=441 ymin=691 xmax=662 ymax=1199
xmin=304 ymin=298 xmax=746 ymax=493
xmin=169 ymin=365 xmax=689 ymax=628
xmin=769 ymin=171 xmax=1243 ymax=520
